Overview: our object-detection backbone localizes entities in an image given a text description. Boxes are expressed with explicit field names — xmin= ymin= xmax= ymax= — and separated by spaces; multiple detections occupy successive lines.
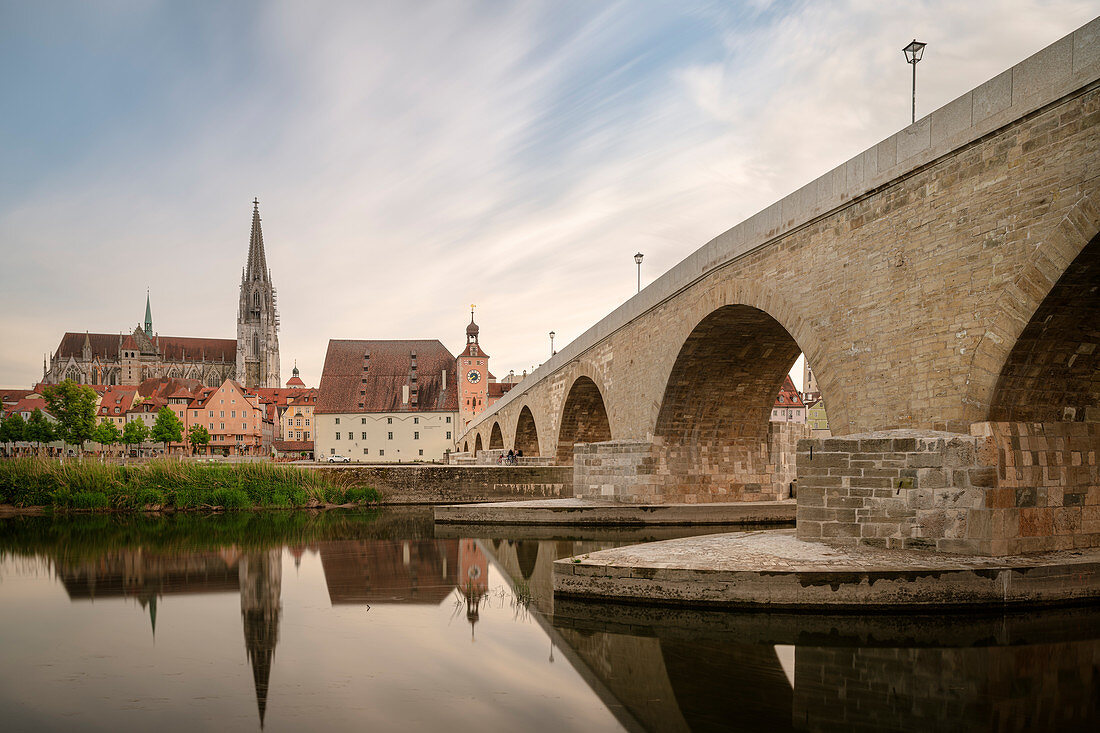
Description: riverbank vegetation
xmin=0 ymin=458 xmax=379 ymax=511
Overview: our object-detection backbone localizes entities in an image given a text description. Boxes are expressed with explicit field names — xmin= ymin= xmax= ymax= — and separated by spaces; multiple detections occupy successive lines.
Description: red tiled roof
xmin=97 ymin=386 xmax=138 ymax=416
xmin=774 ymin=376 xmax=805 ymax=408
xmin=4 ymin=398 xmax=53 ymax=419
xmin=137 ymin=377 xmax=204 ymax=401
xmin=0 ymin=389 xmax=36 ymax=404
xmin=285 ymin=375 xmax=306 ymax=387
xmin=487 ymin=382 xmax=515 ymax=399
xmin=317 ymin=339 xmax=458 ymax=414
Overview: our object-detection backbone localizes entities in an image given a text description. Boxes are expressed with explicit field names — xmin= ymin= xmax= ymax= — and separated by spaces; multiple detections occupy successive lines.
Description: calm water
xmin=0 ymin=509 xmax=1096 ymax=732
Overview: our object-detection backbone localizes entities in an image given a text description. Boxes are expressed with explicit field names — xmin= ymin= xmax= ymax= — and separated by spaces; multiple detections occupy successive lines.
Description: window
xmin=418 ymin=450 xmax=423 ymax=456
xmin=363 ymin=448 xmax=368 ymax=454
xmin=304 ymin=431 xmax=310 ymax=439
xmin=208 ymin=411 xmax=214 ymax=418
xmin=220 ymin=411 xmax=225 ymax=418
xmin=387 ymin=432 xmax=393 ymax=440
xmin=446 ymin=431 xmax=451 ymax=439
xmin=305 ymin=419 xmax=310 ymax=426
xmin=361 ymin=432 xmax=367 ymax=440
xmin=464 ymin=360 xmax=470 ymax=365
xmin=193 ymin=411 xmax=198 ymax=418
xmin=231 ymin=410 xmax=236 ymax=418
xmin=295 ymin=419 xmax=301 ymax=426
xmin=330 ymin=448 xmax=335 ymax=455
xmin=220 ymin=423 xmax=225 ymax=430
xmin=242 ymin=423 xmax=247 ymax=430
xmin=413 ymin=417 xmax=419 ymax=424
xmin=379 ymin=450 xmax=384 ymax=456
xmin=335 ymin=417 xmax=340 ymax=424
xmin=387 ymin=417 xmax=392 ymax=424
xmin=414 ymin=432 xmax=419 ymax=440
xmin=445 ymin=416 xmax=451 ymax=423
xmin=361 ymin=417 xmax=366 ymax=424
xmin=335 ymin=432 xmax=341 ymax=440
xmin=209 ymin=423 xmax=214 ymax=430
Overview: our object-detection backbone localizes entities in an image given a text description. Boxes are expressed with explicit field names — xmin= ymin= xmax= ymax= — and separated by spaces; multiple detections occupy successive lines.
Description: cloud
xmin=0 ymin=0 xmax=1095 ymax=387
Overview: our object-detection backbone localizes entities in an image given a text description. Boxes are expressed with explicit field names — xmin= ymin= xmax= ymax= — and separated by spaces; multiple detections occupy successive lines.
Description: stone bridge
xmin=459 ymin=20 xmax=1100 ymax=549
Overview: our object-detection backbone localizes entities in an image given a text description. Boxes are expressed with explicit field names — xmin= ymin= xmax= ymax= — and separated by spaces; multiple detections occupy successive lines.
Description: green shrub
xmin=70 ymin=491 xmax=109 ymax=510
xmin=212 ymin=488 xmax=250 ymax=510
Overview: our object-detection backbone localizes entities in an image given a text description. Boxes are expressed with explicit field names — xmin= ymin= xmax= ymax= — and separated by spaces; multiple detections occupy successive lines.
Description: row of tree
xmin=0 ymin=380 xmax=214 ymax=455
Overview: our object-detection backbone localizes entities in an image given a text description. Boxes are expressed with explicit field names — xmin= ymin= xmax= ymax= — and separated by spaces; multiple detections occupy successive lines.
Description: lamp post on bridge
xmin=634 ymin=252 xmax=644 ymax=294
xmin=549 ymin=331 xmax=555 ymax=357
xmin=903 ymin=39 xmax=926 ymax=124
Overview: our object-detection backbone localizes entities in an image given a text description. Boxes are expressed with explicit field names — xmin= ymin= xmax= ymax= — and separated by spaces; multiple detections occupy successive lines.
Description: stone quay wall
xmin=574 ymin=422 xmax=808 ymax=504
xmin=312 ymin=464 xmax=572 ymax=504
xmin=796 ymin=424 xmax=1100 ymax=555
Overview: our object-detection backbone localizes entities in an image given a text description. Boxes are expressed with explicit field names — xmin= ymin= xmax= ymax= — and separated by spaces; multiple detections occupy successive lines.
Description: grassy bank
xmin=0 ymin=458 xmax=379 ymax=511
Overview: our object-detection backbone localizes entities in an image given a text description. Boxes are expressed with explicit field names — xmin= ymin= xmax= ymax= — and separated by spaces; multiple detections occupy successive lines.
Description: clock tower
xmin=458 ymin=307 xmax=489 ymax=431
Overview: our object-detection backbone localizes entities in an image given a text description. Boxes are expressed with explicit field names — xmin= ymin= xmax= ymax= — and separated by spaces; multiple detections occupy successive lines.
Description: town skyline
xmin=3 ymin=0 xmax=1096 ymax=389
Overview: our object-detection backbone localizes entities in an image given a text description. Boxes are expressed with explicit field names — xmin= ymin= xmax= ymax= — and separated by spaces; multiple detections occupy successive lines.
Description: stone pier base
xmin=574 ymin=423 xmax=810 ymax=504
xmin=796 ymin=424 xmax=1100 ymax=555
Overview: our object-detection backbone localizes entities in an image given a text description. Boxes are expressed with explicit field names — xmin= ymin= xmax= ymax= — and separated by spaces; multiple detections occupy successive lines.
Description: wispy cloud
xmin=0 ymin=0 xmax=1095 ymax=386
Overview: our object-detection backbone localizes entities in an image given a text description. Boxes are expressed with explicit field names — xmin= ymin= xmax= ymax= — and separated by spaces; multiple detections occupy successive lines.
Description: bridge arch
xmin=967 ymin=192 xmax=1100 ymax=425
xmin=474 ymin=433 xmax=483 ymax=454
xmin=513 ymin=405 xmax=540 ymax=456
xmin=462 ymin=440 xmax=469 ymax=453
xmin=652 ymin=303 xmax=812 ymax=500
xmin=988 ymin=229 xmax=1100 ymax=422
xmin=556 ymin=376 xmax=612 ymax=464
xmin=489 ymin=422 xmax=504 ymax=450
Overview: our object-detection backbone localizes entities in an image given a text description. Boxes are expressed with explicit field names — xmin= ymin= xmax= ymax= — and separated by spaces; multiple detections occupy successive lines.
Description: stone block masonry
xmin=796 ymin=424 xmax=1100 ymax=555
xmin=575 ymin=422 xmax=809 ymax=504
xmin=312 ymin=464 xmax=572 ymax=504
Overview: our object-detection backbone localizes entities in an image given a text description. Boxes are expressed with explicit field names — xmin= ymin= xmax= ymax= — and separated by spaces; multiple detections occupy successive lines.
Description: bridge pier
xmin=796 ymin=423 xmax=1100 ymax=555
xmin=573 ymin=422 xmax=808 ymax=504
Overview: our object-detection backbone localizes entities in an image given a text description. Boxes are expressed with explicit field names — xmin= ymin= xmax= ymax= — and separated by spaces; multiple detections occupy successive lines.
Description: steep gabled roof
xmin=317 ymin=339 xmax=458 ymax=414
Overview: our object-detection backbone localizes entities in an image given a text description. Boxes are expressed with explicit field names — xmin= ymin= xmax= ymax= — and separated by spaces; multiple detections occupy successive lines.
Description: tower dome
xmin=466 ymin=306 xmax=479 ymax=342
xmin=285 ymin=362 xmax=305 ymax=388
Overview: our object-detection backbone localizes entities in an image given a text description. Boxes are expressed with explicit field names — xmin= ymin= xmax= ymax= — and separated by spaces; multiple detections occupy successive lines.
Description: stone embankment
xmin=312 ymin=464 xmax=572 ymax=504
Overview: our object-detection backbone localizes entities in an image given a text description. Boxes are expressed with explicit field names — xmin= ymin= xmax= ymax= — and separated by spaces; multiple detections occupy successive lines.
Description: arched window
xmin=253 ymin=291 xmax=260 ymax=309
xmin=206 ymin=371 xmax=221 ymax=388
xmin=252 ymin=333 xmax=260 ymax=356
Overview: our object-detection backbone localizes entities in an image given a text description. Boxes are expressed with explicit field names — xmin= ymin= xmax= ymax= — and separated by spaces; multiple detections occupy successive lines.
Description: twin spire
xmin=246 ymin=198 xmax=269 ymax=282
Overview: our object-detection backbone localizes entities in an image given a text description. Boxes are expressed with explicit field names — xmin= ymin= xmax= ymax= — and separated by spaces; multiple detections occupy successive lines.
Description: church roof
xmin=317 ymin=339 xmax=458 ymax=414
xmin=53 ymin=332 xmax=124 ymax=361
xmin=52 ymin=332 xmax=235 ymax=363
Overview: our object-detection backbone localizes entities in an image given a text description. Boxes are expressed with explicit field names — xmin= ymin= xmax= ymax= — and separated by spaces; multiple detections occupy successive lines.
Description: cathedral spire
xmin=246 ymin=198 xmax=269 ymax=282
xmin=144 ymin=290 xmax=153 ymax=337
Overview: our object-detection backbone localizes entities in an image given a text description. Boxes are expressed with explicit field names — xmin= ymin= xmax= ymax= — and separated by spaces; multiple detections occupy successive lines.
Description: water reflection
xmin=1 ymin=511 xmax=1097 ymax=731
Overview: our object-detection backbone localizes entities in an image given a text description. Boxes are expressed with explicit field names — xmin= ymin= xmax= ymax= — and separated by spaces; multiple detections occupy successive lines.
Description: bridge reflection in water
xmin=474 ymin=532 xmax=1100 ymax=733
xmin=28 ymin=517 xmax=1100 ymax=731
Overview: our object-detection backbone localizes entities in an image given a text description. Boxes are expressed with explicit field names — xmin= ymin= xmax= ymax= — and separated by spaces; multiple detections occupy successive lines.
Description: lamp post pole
xmin=634 ymin=252 xmax=644 ymax=294
xmin=549 ymin=331 xmax=555 ymax=357
xmin=903 ymin=39 xmax=926 ymax=124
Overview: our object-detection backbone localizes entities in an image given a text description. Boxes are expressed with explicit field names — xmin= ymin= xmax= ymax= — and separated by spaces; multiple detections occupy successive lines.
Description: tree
xmin=42 ymin=380 xmax=98 ymax=453
xmin=0 ymin=413 xmax=26 ymax=446
xmin=188 ymin=424 xmax=212 ymax=455
xmin=151 ymin=406 xmax=183 ymax=454
xmin=121 ymin=419 xmax=149 ymax=456
xmin=93 ymin=419 xmax=122 ymax=456
xmin=25 ymin=409 xmax=56 ymax=455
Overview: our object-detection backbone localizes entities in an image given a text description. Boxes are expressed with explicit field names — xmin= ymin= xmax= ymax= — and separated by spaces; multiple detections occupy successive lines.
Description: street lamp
xmin=634 ymin=252 xmax=644 ymax=293
xmin=903 ymin=39 xmax=926 ymax=124
xmin=549 ymin=331 xmax=555 ymax=356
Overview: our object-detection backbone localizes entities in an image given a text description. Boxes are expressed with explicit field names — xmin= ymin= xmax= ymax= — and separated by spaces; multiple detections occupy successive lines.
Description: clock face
xmin=466 ymin=370 xmax=481 ymax=384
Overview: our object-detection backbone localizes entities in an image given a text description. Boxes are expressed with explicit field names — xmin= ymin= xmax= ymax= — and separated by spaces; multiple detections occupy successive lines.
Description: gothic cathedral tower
xmin=237 ymin=199 xmax=281 ymax=388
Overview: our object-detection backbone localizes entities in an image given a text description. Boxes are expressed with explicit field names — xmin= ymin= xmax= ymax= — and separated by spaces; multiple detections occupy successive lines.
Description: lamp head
xmin=903 ymin=39 xmax=926 ymax=64
xmin=634 ymin=252 xmax=644 ymax=265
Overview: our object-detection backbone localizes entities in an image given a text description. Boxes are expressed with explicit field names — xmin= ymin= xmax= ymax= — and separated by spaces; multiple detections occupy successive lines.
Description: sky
xmin=1 ymin=0 xmax=1096 ymax=389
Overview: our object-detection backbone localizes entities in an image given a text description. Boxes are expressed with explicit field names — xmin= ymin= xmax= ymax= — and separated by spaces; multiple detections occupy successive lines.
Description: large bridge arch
xmin=513 ymin=405 xmax=540 ymax=456
xmin=965 ymin=192 xmax=1100 ymax=423
xmin=988 ymin=228 xmax=1100 ymax=422
xmin=473 ymin=433 xmax=483 ymax=454
xmin=489 ymin=422 xmax=504 ymax=450
xmin=556 ymin=376 xmax=612 ymax=465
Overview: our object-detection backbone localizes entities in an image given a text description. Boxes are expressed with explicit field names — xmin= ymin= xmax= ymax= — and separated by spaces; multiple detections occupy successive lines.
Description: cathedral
xmin=42 ymin=200 xmax=282 ymax=389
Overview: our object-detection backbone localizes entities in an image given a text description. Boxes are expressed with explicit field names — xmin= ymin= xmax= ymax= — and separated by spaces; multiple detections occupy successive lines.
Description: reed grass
xmin=0 ymin=457 xmax=379 ymax=511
